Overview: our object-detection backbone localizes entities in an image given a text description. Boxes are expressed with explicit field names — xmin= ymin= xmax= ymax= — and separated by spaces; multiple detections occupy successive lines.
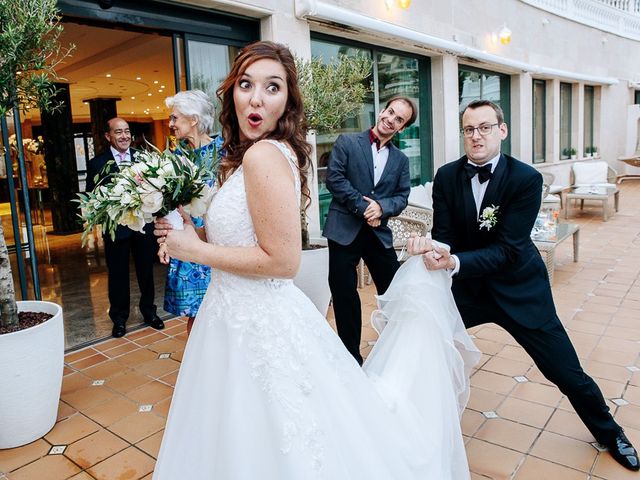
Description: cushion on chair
xmin=408 ymin=183 xmax=433 ymax=209
xmin=542 ymin=193 xmax=561 ymax=205
xmin=548 ymin=184 xmax=566 ymax=194
xmin=572 ymin=161 xmax=613 ymax=187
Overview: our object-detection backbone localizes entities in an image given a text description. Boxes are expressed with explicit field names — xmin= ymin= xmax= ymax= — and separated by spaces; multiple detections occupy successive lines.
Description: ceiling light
xmin=147 ymin=93 xmax=152 ymax=96
xmin=161 ymin=85 xmax=165 ymax=88
xmin=153 ymin=80 xmax=158 ymax=84
xmin=131 ymin=96 xmax=135 ymax=100
xmin=106 ymin=73 xmax=112 ymax=78
xmin=136 ymin=76 xmax=141 ymax=80
xmin=397 ymin=0 xmax=411 ymax=8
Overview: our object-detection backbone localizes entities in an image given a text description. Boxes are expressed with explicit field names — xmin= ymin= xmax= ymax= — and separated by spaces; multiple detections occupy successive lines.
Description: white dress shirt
xmin=450 ymin=154 xmax=501 ymax=275
xmin=371 ymin=142 xmax=389 ymax=185
xmin=110 ymin=146 xmax=130 ymax=165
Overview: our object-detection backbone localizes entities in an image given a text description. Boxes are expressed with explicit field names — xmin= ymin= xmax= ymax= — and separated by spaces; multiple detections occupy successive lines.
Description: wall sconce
xmin=385 ymin=0 xmax=411 ymax=10
xmin=498 ymin=25 xmax=512 ymax=45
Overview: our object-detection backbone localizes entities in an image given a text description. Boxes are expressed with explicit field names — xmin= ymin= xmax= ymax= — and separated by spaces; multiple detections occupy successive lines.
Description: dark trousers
xmin=104 ymin=232 xmax=158 ymax=326
xmin=460 ymin=297 xmax=621 ymax=444
xmin=328 ymin=227 xmax=400 ymax=365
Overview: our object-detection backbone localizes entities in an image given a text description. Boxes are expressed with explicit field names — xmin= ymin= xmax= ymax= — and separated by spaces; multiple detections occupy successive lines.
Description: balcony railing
xmin=520 ymin=0 xmax=640 ymax=40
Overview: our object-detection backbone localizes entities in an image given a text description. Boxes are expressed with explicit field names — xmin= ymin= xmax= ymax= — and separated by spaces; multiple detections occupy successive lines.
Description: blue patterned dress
xmin=163 ymin=136 xmax=223 ymax=317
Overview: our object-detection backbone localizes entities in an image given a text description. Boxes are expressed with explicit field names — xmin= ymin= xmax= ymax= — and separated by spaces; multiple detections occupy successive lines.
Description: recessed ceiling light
xmin=153 ymin=80 xmax=158 ymax=84
xmin=160 ymin=85 xmax=165 ymax=89
xmin=130 ymin=111 xmax=134 ymax=114
xmin=131 ymin=96 xmax=135 ymax=100
xmin=158 ymin=89 xmax=163 ymax=93
xmin=106 ymin=73 xmax=112 ymax=78
xmin=136 ymin=76 xmax=141 ymax=80
xmin=147 ymin=93 xmax=152 ymax=96
xmin=156 ymin=106 xmax=159 ymax=109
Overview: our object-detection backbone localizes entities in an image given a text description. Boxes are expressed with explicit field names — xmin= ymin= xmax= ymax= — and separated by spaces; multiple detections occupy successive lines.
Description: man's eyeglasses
xmin=461 ymin=123 xmax=500 ymax=138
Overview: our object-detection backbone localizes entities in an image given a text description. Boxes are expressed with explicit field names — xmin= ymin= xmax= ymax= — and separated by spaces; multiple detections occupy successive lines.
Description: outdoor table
xmin=565 ymin=185 xmax=619 ymax=221
xmin=532 ymin=223 xmax=580 ymax=286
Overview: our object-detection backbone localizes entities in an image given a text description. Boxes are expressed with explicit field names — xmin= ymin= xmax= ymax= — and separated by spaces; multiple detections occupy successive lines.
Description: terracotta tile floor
xmin=2 ymin=182 xmax=640 ymax=479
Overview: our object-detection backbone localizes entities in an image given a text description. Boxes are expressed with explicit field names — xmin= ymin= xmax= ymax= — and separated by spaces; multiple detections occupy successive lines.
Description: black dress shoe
xmin=607 ymin=431 xmax=639 ymax=471
xmin=144 ymin=315 xmax=165 ymax=330
xmin=112 ymin=324 xmax=126 ymax=338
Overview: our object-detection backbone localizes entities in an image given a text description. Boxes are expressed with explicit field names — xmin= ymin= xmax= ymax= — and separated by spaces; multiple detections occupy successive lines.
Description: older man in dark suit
xmin=408 ymin=100 xmax=638 ymax=471
xmin=86 ymin=117 xmax=164 ymax=338
xmin=323 ymin=96 xmax=417 ymax=365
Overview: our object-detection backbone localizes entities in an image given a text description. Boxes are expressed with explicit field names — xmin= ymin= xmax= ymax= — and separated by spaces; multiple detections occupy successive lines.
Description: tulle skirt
xmin=153 ymin=256 xmax=479 ymax=479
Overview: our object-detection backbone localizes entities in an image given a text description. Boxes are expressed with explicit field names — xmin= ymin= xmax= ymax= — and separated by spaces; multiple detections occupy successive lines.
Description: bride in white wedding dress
xmin=152 ymin=41 xmax=479 ymax=480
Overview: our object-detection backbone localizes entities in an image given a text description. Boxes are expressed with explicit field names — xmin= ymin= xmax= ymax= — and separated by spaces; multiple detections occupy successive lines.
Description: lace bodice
xmin=204 ymin=139 xmax=300 ymax=248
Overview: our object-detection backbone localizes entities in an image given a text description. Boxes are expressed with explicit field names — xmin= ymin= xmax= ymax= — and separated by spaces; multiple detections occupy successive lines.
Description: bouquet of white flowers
xmin=76 ymin=147 xmax=217 ymax=245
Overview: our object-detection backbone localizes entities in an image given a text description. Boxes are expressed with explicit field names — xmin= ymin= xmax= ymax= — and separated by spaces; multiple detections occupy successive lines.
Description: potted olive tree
xmin=293 ymin=54 xmax=371 ymax=316
xmin=0 ymin=0 xmax=72 ymax=449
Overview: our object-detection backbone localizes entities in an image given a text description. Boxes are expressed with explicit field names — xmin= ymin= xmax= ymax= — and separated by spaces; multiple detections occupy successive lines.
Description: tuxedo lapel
xmin=458 ymin=159 xmax=479 ymax=233
xmin=356 ymin=132 xmax=375 ymax=184
xmin=479 ymin=154 xmax=508 ymax=213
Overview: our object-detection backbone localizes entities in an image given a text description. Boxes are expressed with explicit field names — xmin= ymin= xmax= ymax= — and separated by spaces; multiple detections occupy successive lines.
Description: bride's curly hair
xmin=216 ymin=41 xmax=312 ymax=209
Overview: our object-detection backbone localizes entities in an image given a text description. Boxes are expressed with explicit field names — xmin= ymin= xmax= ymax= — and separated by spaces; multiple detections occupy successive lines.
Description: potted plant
xmin=570 ymin=147 xmax=577 ymax=160
xmin=585 ymin=146 xmax=592 ymax=157
xmin=294 ymin=54 xmax=372 ymax=316
xmin=0 ymin=0 xmax=72 ymax=449
xmin=591 ymin=146 xmax=598 ymax=157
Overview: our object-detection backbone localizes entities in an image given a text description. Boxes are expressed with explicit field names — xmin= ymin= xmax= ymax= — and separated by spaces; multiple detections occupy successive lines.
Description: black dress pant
xmin=104 ymin=231 xmax=158 ymax=326
xmin=460 ymin=297 xmax=621 ymax=444
xmin=328 ymin=227 xmax=399 ymax=365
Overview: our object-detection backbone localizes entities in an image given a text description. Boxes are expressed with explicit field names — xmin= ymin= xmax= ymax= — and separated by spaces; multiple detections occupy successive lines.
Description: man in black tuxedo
xmin=408 ymin=100 xmax=638 ymax=471
xmin=323 ymin=96 xmax=416 ymax=365
xmin=86 ymin=117 xmax=164 ymax=338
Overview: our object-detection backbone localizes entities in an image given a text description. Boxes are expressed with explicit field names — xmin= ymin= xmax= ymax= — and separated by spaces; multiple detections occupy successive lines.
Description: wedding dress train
xmin=152 ymin=140 xmax=480 ymax=479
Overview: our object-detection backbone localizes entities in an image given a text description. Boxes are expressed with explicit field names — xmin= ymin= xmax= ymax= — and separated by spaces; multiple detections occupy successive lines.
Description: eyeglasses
xmin=461 ymin=123 xmax=500 ymax=138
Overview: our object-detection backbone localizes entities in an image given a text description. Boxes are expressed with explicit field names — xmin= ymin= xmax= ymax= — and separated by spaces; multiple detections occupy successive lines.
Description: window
xmin=532 ymin=79 xmax=546 ymax=163
xmin=560 ymin=82 xmax=572 ymax=159
xmin=458 ymin=66 xmax=511 ymax=155
xmin=311 ymin=36 xmax=432 ymax=228
xmin=584 ymin=86 xmax=595 ymax=157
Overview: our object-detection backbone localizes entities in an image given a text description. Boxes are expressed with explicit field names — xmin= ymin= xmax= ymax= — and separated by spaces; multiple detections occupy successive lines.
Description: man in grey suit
xmin=323 ymin=96 xmax=417 ymax=364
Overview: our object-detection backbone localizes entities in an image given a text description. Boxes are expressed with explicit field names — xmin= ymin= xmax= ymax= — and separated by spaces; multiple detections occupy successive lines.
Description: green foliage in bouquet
xmin=75 ymin=146 xmax=218 ymax=245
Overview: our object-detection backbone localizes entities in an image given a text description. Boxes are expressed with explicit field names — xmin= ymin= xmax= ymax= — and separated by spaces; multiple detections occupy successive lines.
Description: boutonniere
xmin=479 ymin=205 xmax=499 ymax=231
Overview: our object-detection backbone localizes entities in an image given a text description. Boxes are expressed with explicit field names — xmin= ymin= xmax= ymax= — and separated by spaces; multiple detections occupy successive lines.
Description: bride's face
xmin=234 ymin=58 xmax=288 ymax=142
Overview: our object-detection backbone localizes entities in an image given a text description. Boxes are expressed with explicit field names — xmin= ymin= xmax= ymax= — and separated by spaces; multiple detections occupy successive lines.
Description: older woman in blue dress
xmin=164 ymin=89 xmax=222 ymax=334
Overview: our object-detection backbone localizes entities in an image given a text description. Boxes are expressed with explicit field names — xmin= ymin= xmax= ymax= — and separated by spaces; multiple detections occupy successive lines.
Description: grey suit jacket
xmin=322 ymin=130 xmax=410 ymax=248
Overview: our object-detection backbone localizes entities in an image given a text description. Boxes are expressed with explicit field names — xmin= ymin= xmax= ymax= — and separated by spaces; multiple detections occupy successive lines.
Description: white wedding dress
xmin=153 ymin=140 xmax=480 ymax=480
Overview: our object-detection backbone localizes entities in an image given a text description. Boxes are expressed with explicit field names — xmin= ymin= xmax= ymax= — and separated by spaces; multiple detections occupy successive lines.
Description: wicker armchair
xmin=358 ymin=205 xmax=433 ymax=287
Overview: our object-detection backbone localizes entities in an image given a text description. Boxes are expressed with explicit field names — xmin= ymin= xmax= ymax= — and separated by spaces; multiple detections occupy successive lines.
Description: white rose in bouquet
xmin=140 ymin=189 xmax=164 ymax=214
xmin=183 ymin=185 xmax=214 ymax=217
xmin=121 ymin=209 xmax=146 ymax=233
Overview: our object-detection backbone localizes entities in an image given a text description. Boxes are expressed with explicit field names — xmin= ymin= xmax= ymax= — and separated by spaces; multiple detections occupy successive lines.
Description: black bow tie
xmin=464 ymin=163 xmax=493 ymax=184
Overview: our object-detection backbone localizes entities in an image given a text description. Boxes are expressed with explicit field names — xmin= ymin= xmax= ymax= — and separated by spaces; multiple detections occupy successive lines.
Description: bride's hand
xmin=164 ymin=223 xmax=203 ymax=264
xmin=407 ymin=232 xmax=433 ymax=256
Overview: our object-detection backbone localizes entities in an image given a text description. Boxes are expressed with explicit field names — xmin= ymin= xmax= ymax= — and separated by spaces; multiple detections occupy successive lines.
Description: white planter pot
xmin=0 ymin=301 xmax=64 ymax=449
xmin=294 ymin=244 xmax=331 ymax=317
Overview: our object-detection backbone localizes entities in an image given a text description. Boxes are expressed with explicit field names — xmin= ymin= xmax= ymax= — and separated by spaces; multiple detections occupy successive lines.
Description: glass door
xmin=184 ymin=36 xmax=239 ymax=135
